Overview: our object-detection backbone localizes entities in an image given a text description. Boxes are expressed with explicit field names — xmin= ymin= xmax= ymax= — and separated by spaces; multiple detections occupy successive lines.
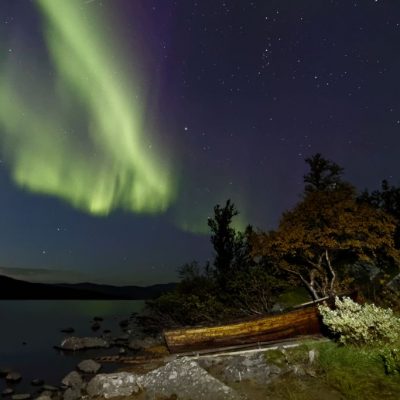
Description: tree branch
xmin=282 ymin=266 xmax=320 ymax=300
xmin=325 ymin=249 xmax=336 ymax=295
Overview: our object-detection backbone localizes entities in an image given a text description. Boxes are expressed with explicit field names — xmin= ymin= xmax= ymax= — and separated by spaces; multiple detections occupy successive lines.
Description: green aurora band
xmin=0 ymin=0 xmax=175 ymax=215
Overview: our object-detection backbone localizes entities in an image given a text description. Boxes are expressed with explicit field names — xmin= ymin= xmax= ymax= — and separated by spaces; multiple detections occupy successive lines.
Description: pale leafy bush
xmin=318 ymin=296 xmax=400 ymax=345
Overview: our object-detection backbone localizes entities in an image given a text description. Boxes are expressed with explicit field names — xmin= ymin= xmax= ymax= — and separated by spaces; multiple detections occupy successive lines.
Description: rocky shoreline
xmin=1 ymin=345 xmax=324 ymax=400
xmin=0 ymin=312 xmax=326 ymax=400
xmin=0 ymin=312 xmax=160 ymax=400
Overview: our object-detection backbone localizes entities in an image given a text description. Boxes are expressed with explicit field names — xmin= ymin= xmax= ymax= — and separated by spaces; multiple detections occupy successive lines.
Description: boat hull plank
xmin=164 ymin=305 xmax=321 ymax=353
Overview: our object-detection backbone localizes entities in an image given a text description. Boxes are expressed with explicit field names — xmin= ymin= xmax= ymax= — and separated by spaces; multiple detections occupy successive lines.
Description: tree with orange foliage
xmin=252 ymin=156 xmax=400 ymax=300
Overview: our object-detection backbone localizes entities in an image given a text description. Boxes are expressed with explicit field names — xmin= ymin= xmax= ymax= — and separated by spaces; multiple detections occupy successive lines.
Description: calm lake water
xmin=0 ymin=300 xmax=144 ymax=393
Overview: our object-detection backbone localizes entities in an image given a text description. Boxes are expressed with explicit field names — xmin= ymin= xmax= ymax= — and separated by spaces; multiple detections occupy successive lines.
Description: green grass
xmin=264 ymin=348 xmax=287 ymax=366
xmin=260 ymin=340 xmax=400 ymax=400
xmin=264 ymin=377 xmax=341 ymax=400
xmin=307 ymin=341 xmax=400 ymax=399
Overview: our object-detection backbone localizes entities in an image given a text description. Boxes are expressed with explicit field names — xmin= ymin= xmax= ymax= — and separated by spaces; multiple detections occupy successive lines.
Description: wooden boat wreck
xmin=164 ymin=301 xmax=325 ymax=354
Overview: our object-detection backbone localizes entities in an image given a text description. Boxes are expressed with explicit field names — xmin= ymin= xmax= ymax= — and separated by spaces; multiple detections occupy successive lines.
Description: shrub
xmin=146 ymin=282 xmax=228 ymax=326
xmin=381 ymin=348 xmax=400 ymax=375
xmin=318 ymin=296 xmax=400 ymax=345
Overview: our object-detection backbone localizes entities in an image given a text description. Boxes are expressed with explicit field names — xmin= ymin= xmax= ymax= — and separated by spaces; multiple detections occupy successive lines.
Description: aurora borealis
xmin=0 ymin=0 xmax=175 ymax=217
xmin=1 ymin=0 xmax=400 ymax=284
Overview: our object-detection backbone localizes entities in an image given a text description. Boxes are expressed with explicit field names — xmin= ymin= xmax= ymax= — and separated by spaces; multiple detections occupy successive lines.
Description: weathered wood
xmin=173 ymin=334 xmax=326 ymax=356
xmin=164 ymin=304 xmax=322 ymax=353
xmin=95 ymin=355 xmax=168 ymax=364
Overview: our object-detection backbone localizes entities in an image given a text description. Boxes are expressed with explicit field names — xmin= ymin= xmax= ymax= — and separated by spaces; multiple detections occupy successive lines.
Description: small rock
xmin=37 ymin=391 xmax=53 ymax=398
xmin=31 ymin=379 xmax=44 ymax=386
xmin=6 ymin=372 xmax=22 ymax=382
xmin=291 ymin=364 xmax=307 ymax=376
xmin=35 ymin=396 xmax=52 ymax=400
xmin=57 ymin=336 xmax=109 ymax=351
xmin=61 ymin=371 xmax=83 ymax=390
xmin=2 ymin=388 xmax=14 ymax=396
xmin=77 ymin=359 xmax=101 ymax=374
xmin=119 ymin=348 xmax=127 ymax=355
xmin=11 ymin=394 xmax=31 ymax=400
xmin=40 ymin=385 xmax=58 ymax=392
xmin=308 ymin=349 xmax=318 ymax=364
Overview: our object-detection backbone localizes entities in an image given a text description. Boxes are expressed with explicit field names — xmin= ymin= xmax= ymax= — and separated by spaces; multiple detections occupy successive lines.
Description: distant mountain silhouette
xmin=0 ymin=274 xmax=176 ymax=300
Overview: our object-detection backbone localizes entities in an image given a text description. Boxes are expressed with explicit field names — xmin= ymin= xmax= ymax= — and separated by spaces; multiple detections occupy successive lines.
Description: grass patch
xmin=284 ymin=344 xmax=310 ymax=365
xmin=313 ymin=341 xmax=400 ymax=399
xmin=264 ymin=348 xmax=287 ymax=366
xmin=261 ymin=340 xmax=400 ymax=399
xmin=264 ymin=376 xmax=341 ymax=400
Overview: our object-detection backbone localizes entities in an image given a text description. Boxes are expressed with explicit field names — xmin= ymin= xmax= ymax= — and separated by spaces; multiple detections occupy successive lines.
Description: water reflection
xmin=0 ymin=300 xmax=144 ymax=392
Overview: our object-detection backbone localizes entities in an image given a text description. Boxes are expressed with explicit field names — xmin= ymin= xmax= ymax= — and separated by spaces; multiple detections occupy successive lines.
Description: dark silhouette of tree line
xmin=148 ymin=154 xmax=400 ymax=326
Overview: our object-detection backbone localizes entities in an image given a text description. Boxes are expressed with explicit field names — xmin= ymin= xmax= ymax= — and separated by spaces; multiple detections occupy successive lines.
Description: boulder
xmin=86 ymin=372 xmax=140 ymax=399
xmin=77 ymin=359 xmax=101 ymax=374
xmin=138 ymin=357 xmax=241 ymax=400
xmin=57 ymin=337 xmax=109 ymax=351
xmin=61 ymin=372 xmax=83 ymax=390
xmin=35 ymin=396 xmax=51 ymax=400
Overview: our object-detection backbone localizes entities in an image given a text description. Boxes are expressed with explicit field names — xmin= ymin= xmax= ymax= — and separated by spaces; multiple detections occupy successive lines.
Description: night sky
xmin=0 ymin=0 xmax=399 ymax=285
